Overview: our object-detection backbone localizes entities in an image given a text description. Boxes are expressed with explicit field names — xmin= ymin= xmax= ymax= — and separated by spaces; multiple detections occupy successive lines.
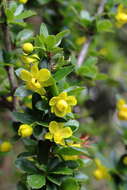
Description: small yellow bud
xmin=123 ymin=156 xmax=127 ymax=165
xmin=56 ymin=99 xmax=68 ymax=112
xmin=6 ymin=96 xmax=13 ymax=102
xmin=22 ymin=43 xmax=34 ymax=54
xmin=0 ymin=141 xmax=12 ymax=152
xmin=18 ymin=124 xmax=33 ymax=137
xmin=93 ymin=169 xmax=103 ymax=180
xmin=18 ymin=0 xmax=28 ymax=4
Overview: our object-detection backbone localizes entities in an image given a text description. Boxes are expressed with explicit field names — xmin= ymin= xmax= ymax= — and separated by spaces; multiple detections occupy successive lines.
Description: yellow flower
xmin=0 ymin=141 xmax=12 ymax=152
xmin=22 ymin=43 xmax=34 ymax=54
xmin=20 ymin=64 xmax=52 ymax=95
xmin=93 ymin=159 xmax=110 ymax=180
xmin=117 ymin=98 xmax=126 ymax=110
xmin=49 ymin=92 xmax=77 ymax=117
xmin=115 ymin=5 xmax=127 ymax=27
xmin=18 ymin=124 xmax=33 ymax=137
xmin=76 ymin=37 xmax=87 ymax=46
xmin=118 ymin=106 xmax=127 ymax=120
xmin=45 ymin=121 xmax=73 ymax=145
xmin=18 ymin=0 xmax=28 ymax=4
xmin=21 ymin=54 xmax=40 ymax=64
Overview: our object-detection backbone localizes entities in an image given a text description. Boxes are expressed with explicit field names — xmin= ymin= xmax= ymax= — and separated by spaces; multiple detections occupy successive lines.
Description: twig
xmin=1 ymin=1 xmax=18 ymax=110
xmin=77 ymin=0 xmax=107 ymax=67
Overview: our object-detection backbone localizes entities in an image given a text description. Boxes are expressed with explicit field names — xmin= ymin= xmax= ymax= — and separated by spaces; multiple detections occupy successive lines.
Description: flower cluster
xmin=18 ymin=43 xmax=77 ymax=147
xmin=117 ymin=98 xmax=127 ymax=120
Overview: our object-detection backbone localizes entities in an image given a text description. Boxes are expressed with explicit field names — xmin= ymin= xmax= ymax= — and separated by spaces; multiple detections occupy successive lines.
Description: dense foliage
xmin=1 ymin=0 xmax=127 ymax=190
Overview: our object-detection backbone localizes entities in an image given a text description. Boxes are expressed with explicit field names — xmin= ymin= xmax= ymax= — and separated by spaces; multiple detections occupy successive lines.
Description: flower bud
xmin=93 ymin=169 xmax=103 ymax=180
xmin=18 ymin=124 xmax=33 ymax=137
xmin=0 ymin=141 xmax=12 ymax=152
xmin=22 ymin=43 xmax=34 ymax=54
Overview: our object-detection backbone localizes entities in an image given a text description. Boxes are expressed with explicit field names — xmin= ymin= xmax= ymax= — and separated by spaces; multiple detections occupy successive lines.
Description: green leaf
xmin=61 ymin=177 xmax=79 ymax=190
xmin=15 ymin=10 xmax=36 ymax=20
xmin=15 ymin=86 xmax=32 ymax=97
xmin=64 ymin=120 xmax=79 ymax=132
xmin=95 ymin=73 xmax=108 ymax=80
xmin=13 ymin=112 xmax=35 ymax=124
xmin=37 ymin=0 xmax=51 ymax=5
xmin=46 ymin=35 xmax=56 ymax=49
xmin=54 ymin=65 xmax=74 ymax=81
xmin=50 ymin=167 xmax=73 ymax=175
xmin=56 ymin=146 xmax=90 ymax=157
xmin=27 ymin=174 xmax=46 ymax=189
xmin=77 ymin=64 xmax=98 ymax=79
xmin=40 ymin=23 xmax=49 ymax=37
xmin=96 ymin=19 xmax=113 ymax=32
xmin=83 ymin=57 xmax=97 ymax=67
xmin=46 ymin=183 xmax=57 ymax=190
xmin=56 ymin=29 xmax=70 ymax=46
xmin=65 ymin=86 xmax=86 ymax=95
xmin=15 ymin=158 xmax=39 ymax=173
xmin=14 ymin=5 xmax=24 ymax=16
xmin=16 ymin=29 xmax=34 ymax=42
xmin=23 ymin=138 xmax=37 ymax=146
xmin=47 ymin=176 xmax=61 ymax=186
xmin=35 ymin=99 xmax=49 ymax=111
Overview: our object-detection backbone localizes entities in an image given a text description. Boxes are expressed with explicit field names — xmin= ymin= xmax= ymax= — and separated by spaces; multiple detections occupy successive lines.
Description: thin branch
xmin=1 ymin=1 xmax=18 ymax=110
xmin=77 ymin=0 xmax=107 ymax=67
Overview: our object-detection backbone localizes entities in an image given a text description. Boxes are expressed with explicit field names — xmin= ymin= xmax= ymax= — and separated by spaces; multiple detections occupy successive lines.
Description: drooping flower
xmin=0 ymin=141 xmax=12 ymax=152
xmin=49 ymin=92 xmax=77 ymax=117
xmin=93 ymin=159 xmax=110 ymax=180
xmin=19 ymin=64 xmax=52 ymax=95
xmin=18 ymin=124 xmax=33 ymax=137
xmin=44 ymin=121 xmax=73 ymax=145
xmin=115 ymin=4 xmax=127 ymax=27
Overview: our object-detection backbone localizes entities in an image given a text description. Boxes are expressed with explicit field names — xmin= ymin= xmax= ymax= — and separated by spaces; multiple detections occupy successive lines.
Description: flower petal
xmin=37 ymin=69 xmax=51 ymax=82
xmin=62 ymin=127 xmax=72 ymax=138
xmin=67 ymin=96 xmax=77 ymax=105
xmin=45 ymin=132 xmax=53 ymax=140
xmin=49 ymin=121 xmax=59 ymax=134
xmin=20 ymin=70 xmax=32 ymax=81
xmin=59 ymin=92 xmax=67 ymax=99
xmin=49 ymin=97 xmax=58 ymax=106
xmin=30 ymin=64 xmax=39 ymax=77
